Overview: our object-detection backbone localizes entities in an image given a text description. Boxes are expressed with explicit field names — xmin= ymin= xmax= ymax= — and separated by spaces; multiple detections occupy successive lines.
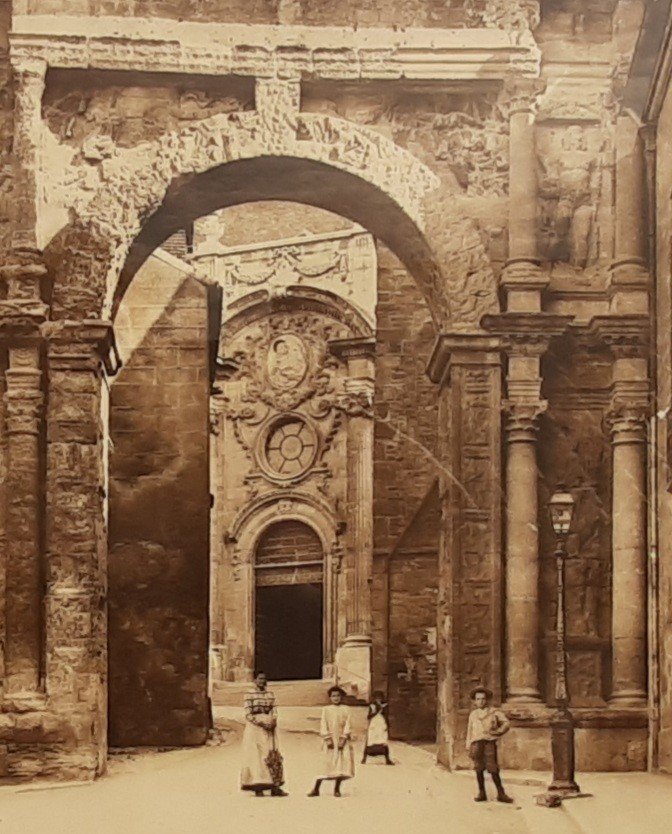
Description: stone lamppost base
xmin=535 ymin=709 xmax=592 ymax=807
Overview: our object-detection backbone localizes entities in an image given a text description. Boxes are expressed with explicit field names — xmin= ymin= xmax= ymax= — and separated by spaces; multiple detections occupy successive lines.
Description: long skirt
xmin=365 ymin=712 xmax=389 ymax=755
xmin=240 ymin=722 xmax=282 ymax=790
xmin=319 ymin=741 xmax=355 ymax=780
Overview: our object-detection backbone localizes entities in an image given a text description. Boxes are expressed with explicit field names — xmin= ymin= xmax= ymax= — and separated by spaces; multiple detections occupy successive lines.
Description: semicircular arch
xmin=45 ymin=111 xmax=499 ymax=330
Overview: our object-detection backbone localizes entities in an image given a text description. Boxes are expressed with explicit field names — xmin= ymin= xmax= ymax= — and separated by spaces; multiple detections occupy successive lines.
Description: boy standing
xmin=466 ymin=686 xmax=513 ymax=804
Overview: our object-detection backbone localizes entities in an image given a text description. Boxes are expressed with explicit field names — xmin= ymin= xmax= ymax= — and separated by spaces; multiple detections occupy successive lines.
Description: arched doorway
xmin=40 ymin=97 xmax=499 ymax=767
xmin=254 ymin=520 xmax=324 ymax=681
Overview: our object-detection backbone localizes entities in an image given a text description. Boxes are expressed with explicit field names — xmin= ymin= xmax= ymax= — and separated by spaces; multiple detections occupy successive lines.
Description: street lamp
xmin=546 ymin=485 xmax=581 ymax=799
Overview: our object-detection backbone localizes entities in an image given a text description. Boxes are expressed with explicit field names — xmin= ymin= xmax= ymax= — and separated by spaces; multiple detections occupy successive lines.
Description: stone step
xmin=211 ymin=678 xmax=335 ymax=707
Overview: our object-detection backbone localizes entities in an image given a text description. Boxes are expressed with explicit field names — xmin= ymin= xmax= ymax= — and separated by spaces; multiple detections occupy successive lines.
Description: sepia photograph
xmin=0 ymin=1 xmax=670 ymax=832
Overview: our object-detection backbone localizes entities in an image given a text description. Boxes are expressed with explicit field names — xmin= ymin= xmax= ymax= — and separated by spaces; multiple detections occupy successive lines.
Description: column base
xmin=609 ymin=690 xmax=647 ymax=707
xmin=506 ymin=689 xmax=542 ymax=704
xmin=335 ymin=636 xmax=371 ymax=703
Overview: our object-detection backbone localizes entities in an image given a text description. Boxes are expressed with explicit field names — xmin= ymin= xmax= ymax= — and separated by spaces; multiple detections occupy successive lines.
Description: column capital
xmin=338 ymin=383 xmax=374 ymax=419
xmin=589 ymin=315 xmax=649 ymax=359
xmin=503 ymin=398 xmax=547 ymax=442
xmin=0 ymin=247 xmax=48 ymax=300
xmin=11 ymin=55 xmax=48 ymax=86
xmin=482 ymin=313 xmax=572 ymax=356
xmin=503 ymin=76 xmax=546 ymax=116
xmin=606 ymin=380 xmax=650 ymax=439
xmin=44 ymin=319 xmax=119 ymax=375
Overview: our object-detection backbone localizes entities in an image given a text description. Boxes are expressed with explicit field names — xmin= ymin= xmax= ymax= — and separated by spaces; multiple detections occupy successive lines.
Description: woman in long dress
xmin=362 ymin=690 xmax=394 ymax=765
xmin=308 ymin=685 xmax=354 ymax=798
xmin=240 ymin=672 xmax=287 ymax=797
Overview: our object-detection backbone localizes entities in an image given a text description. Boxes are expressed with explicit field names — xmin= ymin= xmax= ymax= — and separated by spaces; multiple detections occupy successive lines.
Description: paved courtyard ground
xmin=0 ymin=729 xmax=668 ymax=834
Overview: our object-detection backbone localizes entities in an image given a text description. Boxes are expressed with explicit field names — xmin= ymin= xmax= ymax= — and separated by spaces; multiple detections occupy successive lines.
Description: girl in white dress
xmin=362 ymin=690 xmax=394 ymax=765
xmin=308 ymin=686 xmax=354 ymax=797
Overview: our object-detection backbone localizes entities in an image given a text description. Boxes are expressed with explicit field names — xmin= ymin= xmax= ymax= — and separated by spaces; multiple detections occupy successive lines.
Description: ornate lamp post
xmin=546 ymin=486 xmax=581 ymax=799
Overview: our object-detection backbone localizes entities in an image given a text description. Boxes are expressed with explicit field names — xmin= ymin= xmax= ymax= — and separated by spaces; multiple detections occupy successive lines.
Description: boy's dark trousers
xmin=470 ymin=740 xmax=510 ymax=802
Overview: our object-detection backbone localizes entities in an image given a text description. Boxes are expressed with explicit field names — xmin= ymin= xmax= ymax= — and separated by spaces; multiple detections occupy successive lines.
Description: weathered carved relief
xmin=44 ymin=108 xmax=453 ymax=322
xmin=43 ymin=84 xmax=253 ymax=148
xmin=223 ymin=311 xmax=350 ymax=492
xmin=538 ymin=124 xmax=609 ymax=268
xmin=467 ymin=0 xmax=541 ymax=35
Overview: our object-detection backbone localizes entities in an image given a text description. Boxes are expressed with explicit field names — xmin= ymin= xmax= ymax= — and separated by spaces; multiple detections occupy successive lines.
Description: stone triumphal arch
xmin=0 ymin=4 xmax=659 ymax=779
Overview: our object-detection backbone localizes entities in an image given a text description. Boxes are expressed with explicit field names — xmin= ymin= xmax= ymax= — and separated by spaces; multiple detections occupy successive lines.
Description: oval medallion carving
xmin=266 ymin=334 xmax=308 ymax=390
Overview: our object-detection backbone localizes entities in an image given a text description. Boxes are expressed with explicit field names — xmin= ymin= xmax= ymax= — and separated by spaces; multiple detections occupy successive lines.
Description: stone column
xmin=503 ymin=398 xmax=545 ymax=702
xmin=331 ymin=337 xmax=375 ymax=701
xmin=501 ymin=78 xmax=547 ymax=314
xmin=44 ymin=320 xmax=116 ymax=776
xmin=608 ymin=403 xmax=648 ymax=705
xmin=10 ymin=58 xmax=46 ymax=251
xmin=592 ymin=317 xmax=649 ymax=706
xmin=482 ymin=315 xmax=570 ymax=706
xmin=0 ymin=251 xmax=48 ymax=698
xmin=610 ymin=115 xmax=649 ymax=316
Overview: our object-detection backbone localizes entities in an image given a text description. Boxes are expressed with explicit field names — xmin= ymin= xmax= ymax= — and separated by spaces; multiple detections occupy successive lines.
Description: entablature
xmin=9 ymin=14 xmax=541 ymax=83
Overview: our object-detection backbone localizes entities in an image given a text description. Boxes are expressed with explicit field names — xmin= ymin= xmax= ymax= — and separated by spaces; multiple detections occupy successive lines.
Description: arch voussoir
xmin=45 ymin=111 xmax=499 ymax=329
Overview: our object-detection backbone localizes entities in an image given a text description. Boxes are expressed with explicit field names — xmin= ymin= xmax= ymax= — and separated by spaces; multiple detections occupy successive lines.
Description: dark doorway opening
xmin=255 ymin=583 xmax=323 ymax=680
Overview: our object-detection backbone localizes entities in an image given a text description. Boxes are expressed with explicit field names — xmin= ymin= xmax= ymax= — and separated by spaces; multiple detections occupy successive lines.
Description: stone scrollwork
xmin=224 ymin=310 xmax=350 ymax=487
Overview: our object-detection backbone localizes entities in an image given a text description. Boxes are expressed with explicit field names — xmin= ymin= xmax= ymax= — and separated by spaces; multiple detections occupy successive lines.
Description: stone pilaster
xmin=0 ymin=250 xmax=48 ymax=698
xmin=209 ymin=394 xmax=227 ymax=686
xmin=592 ymin=315 xmax=650 ymax=707
xmin=427 ymin=333 xmax=502 ymax=768
xmin=501 ymin=78 xmax=548 ymax=313
xmin=44 ymin=319 xmax=116 ymax=776
xmin=331 ymin=337 xmax=375 ymax=702
xmin=0 ymin=346 xmax=6 ymax=688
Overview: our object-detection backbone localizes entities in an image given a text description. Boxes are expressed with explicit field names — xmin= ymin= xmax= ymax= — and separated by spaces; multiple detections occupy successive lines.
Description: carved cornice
xmin=426 ymin=332 xmax=501 ymax=385
xmin=481 ymin=313 xmax=572 ymax=356
xmin=43 ymin=319 xmax=119 ymax=375
xmin=10 ymin=16 xmax=541 ymax=82
xmin=589 ymin=315 xmax=650 ymax=359
xmin=328 ymin=337 xmax=376 ymax=363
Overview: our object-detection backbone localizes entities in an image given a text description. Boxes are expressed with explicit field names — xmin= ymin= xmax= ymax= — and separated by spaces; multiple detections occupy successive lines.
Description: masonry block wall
xmin=372 ymin=244 xmax=439 ymax=734
xmin=108 ymin=256 xmax=211 ymax=747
